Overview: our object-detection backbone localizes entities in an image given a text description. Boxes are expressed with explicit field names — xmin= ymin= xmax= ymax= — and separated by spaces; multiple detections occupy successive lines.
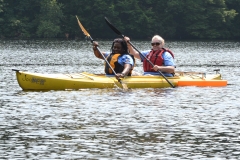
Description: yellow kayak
xmin=12 ymin=69 xmax=227 ymax=90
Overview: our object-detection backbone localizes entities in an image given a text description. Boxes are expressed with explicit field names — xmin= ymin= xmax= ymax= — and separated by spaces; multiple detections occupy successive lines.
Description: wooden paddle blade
xmin=104 ymin=17 xmax=123 ymax=36
xmin=117 ymin=78 xmax=128 ymax=90
xmin=76 ymin=16 xmax=90 ymax=37
xmin=75 ymin=16 xmax=127 ymax=90
xmin=121 ymin=82 xmax=128 ymax=90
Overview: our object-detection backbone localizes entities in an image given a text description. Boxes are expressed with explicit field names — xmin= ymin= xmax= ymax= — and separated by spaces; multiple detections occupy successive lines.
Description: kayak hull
xmin=13 ymin=70 xmax=227 ymax=90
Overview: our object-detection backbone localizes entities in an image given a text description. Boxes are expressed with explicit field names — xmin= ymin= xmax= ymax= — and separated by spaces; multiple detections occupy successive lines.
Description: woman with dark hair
xmin=92 ymin=38 xmax=135 ymax=79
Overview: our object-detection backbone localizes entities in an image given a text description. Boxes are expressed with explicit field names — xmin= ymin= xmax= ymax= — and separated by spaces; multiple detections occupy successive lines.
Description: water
xmin=0 ymin=39 xmax=240 ymax=159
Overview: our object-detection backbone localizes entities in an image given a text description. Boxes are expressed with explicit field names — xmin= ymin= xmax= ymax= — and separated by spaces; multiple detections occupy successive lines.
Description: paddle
xmin=76 ymin=16 xmax=128 ymax=89
xmin=104 ymin=17 xmax=175 ymax=88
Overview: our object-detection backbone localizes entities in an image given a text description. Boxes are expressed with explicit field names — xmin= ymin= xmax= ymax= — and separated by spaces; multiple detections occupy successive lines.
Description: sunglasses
xmin=151 ymin=42 xmax=161 ymax=46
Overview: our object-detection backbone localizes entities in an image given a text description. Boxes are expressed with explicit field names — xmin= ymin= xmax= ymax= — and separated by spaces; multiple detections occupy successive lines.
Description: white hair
xmin=151 ymin=35 xmax=165 ymax=46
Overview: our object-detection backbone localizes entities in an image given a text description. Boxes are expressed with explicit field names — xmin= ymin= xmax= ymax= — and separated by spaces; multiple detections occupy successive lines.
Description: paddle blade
xmin=76 ymin=15 xmax=90 ymax=37
xmin=117 ymin=78 xmax=128 ymax=90
xmin=121 ymin=82 xmax=128 ymax=90
xmin=104 ymin=17 xmax=123 ymax=37
xmin=118 ymin=79 xmax=128 ymax=90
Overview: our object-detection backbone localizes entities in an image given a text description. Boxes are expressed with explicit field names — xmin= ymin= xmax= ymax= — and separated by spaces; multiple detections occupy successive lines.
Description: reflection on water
xmin=0 ymin=40 xmax=240 ymax=159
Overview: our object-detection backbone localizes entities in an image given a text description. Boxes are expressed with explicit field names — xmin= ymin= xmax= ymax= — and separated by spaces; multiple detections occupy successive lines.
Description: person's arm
xmin=92 ymin=41 xmax=106 ymax=60
xmin=152 ymin=65 xmax=175 ymax=73
xmin=115 ymin=63 xmax=132 ymax=79
xmin=115 ymin=54 xmax=134 ymax=79
xmin=152 ymin=52 xmax=175 ymax=73
xmin=121 ymin=64 xmax=132 ymax=76
xmin=124 ymin=37 xmax=141 ymax=60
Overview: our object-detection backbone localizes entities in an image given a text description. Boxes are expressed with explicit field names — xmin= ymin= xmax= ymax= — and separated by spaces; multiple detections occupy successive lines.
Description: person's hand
xmin=115 ymin=72 xmax=125 ymax=80
xmin=152 ymin=65 xmax=160 ymax=71
xmin=92 ymin=41 xmax=98 ymax=50
xmin=124 ymin=36 xmax=130 ymax=42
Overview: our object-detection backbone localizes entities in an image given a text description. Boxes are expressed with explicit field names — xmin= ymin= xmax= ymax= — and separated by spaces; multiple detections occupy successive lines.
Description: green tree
xmin=36 ymin=0 xmax=63 ymax=38
xmin=164 ymin=0 xmax=237 ymax=39
xmin=0 ymin=0 xmax=41 ymax=38
xmin=0 ymin=0 xmax=3 ymax=13
xmin=0 ymin=0 xmax=239 ymax=40
xmin=225 ymin=0 xmax=240 ymax=39
xmin=116 ymin=0 xmax=155 ymax=39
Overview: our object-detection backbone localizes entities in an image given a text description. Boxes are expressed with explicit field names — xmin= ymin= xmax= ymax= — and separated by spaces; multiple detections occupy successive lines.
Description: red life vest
xmin=143 ymin=48 xmax=174 ymax=72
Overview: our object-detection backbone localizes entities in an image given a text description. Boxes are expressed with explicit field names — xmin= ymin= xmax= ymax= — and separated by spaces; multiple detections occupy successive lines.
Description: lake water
xmin=0 ymin=39 xmax=240 ymax=159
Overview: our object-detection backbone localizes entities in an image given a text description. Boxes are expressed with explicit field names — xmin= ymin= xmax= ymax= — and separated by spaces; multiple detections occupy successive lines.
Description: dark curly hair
xmin=110 ymin=38 xmax=128 ymax=54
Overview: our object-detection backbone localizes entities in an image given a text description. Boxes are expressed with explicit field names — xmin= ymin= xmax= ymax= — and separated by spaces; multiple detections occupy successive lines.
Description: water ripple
xmin=0 ymin=40 xmax=240 ymax=159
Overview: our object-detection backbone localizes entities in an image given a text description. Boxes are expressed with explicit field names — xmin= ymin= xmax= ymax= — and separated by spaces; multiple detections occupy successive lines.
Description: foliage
xmin=0 ymin=0 xmax=3 ymax=13
xmin=0 ymin=0 xmax=239 ymax=40
xmin=36 ymin=0 xmax=63 ymax=38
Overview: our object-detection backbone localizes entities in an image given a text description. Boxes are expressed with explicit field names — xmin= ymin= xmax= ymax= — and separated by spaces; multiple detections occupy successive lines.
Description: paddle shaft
xmin=90 ymin=38 xmax=117 ymax=76
xmin=85 ymin=34 xmax=125 ymax=84
xmin=127 ymin=41 xmax=175 ymax=87
xmin=104 ymin=17 xmax=175 ymax=88
xmin=75 ymin=16 xmax=125 ymax=86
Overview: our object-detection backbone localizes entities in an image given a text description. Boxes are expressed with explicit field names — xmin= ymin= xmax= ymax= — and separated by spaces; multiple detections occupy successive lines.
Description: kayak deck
xmin=12 ymin=69 xmax=227 ymax=90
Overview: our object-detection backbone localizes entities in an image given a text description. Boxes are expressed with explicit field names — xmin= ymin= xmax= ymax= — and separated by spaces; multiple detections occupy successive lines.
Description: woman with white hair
xmin=124 ymin=35 xmax=175 ymax=77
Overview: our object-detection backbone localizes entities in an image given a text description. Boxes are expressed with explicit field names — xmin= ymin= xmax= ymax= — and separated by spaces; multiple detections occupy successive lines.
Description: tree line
xmin=0 ymin=0 xmax=239 ymax=40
